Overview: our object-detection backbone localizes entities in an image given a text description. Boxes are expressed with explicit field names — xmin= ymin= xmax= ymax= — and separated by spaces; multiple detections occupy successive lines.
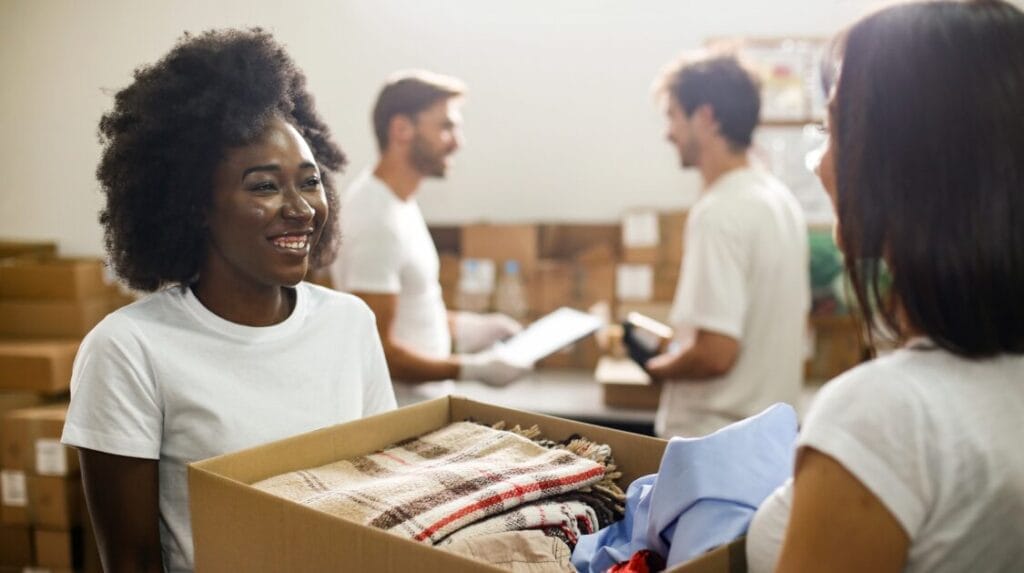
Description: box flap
xmin=190 ymin=397 xmax=451 ymax=484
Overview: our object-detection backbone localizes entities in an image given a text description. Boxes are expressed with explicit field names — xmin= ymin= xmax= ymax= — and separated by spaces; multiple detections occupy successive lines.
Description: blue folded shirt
xmin=572 ymin=403 xmax=797 ymax=572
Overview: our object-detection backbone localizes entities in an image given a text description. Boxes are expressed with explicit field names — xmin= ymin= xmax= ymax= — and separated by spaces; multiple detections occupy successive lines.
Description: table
xmin=393 ymin=369 xmax=658 ymax=436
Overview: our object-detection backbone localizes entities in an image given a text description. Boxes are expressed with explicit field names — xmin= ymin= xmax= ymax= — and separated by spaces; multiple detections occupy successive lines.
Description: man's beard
xmin=678 ymin=138 xmax=698 ymax=168
xmin=410 ymin=135 xmax=448 ymax=178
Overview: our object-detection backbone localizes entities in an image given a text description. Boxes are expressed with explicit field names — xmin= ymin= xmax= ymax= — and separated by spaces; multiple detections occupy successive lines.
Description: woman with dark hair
xmin=746 ymin=1 xmax=1024 ymax=571
xmin=59 ymin=29 xmax=397 ymax=572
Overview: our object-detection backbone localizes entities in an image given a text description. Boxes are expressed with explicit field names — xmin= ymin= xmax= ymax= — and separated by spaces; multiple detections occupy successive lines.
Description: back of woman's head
xmin=98 ymin=29 xmax=345 ymax=291
xmin=833 ymin=0 xmax=1024 ymax=357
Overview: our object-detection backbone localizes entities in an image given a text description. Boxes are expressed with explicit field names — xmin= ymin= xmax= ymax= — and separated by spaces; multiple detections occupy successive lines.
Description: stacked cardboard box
xmin=0 ymin=404 xmax=97 ymax=572
xmin=0 ymin=258 xmax=127 ymax=339
xmin=0 ymin=393 xmax=45 ymax=569
xmin=618 ymin=210 xmax=688 ymax=307
xmin=0 ymin=241 xmax=57 ymax=262
xmin=436 ymin=219 xmax=690 ymax=370
xmin=805 ymin=314 xmax=866 ymax=380
xmin=0 ymin=247 xmax=118 ymax=571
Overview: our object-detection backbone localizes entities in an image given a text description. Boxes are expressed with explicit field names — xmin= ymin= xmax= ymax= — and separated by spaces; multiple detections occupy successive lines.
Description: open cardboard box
xmin=189 ymin=396 xmax=744 ymax=573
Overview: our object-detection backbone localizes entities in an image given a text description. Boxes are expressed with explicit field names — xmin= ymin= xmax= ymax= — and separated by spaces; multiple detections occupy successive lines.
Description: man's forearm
xmin=647 ymin=347 xmax=726 ymax=381
xmin=383 ymin=338 xmax=461 ymax=382
xmin=645 ymin=330 xmax=739 ymax=381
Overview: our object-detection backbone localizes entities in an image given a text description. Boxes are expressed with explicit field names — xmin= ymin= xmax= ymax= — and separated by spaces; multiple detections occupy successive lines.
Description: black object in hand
xmin=622 ymin=321 xmax=660 ymax=368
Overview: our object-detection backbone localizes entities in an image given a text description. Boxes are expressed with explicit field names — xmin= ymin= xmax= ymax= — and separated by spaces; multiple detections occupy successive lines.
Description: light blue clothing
xmin=572 ymin=403 xmax=797 ymax=572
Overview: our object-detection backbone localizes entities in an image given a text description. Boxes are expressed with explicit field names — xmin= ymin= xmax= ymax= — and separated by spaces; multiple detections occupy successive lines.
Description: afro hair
xmin=97 ymin=28 xmax=346 ymax=291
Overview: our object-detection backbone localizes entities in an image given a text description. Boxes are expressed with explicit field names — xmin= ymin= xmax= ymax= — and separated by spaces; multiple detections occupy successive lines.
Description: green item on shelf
xmin=809 ymin=229 xmax=843 ymax=289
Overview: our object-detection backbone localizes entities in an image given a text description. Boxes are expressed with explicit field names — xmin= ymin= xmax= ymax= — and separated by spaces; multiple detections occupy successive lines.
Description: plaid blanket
xmin=440 ymin=498 xmax=599 ymax=548
xmin=252 ymin=421 xmax=612 ymax=544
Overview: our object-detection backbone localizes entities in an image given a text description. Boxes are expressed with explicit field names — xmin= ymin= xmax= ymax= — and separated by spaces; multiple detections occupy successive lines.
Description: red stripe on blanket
xmin=378 ymin=451 xmax=410 ymax=465
xmin=412 ymin=465 xmax=606 ymax=542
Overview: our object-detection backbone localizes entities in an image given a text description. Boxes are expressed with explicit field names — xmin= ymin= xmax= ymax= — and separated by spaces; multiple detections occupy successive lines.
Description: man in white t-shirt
xmin=331 ymin=71 xmax=530 ymax=386
xmin=645 ymin=53 xmax=810 ymax=437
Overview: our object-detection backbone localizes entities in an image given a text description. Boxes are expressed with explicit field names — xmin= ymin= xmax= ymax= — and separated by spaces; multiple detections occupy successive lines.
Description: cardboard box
xmin=427 ymin=225 xmax=461 ymax=255
xmin=0 ymin=341 xmax=79 ymax=395
xmin=536 ymin=344 xmax=576 ymax=369
xmin=0 ymin=470 xmax=29 ymax=525
xmin=659 ymin=211 xmax=689 ymax=265
xmin=654 ymin=262 xmax=681 ymax=303
xmin=578 ymin=261 xmax=616 ymax=309
xmin=28 ymin=476 xmax=82 ymax=528
xmin=34 ymin=527 xmax=82 ymax=569
xmin=529 ymin=261 xmax=574 ymax=317
xmin=0 ymin=297 xmax=115 ymax=338
xmin=188 ymin=396 xmax=743 ymax=573
xmin=805 ymin=315 xmax=864 ymax=380
xmin=538 ymin=224 xmax=620 ymax=260
xmin=461 ymin=224 xmax=538 ymax=276
xmin=2 ymin=405 xmax=76 ymax=476
xmin=574 ymin=336 xmax=603 ymax=370
xmin=0 ymin=392 xmax=46 ymax=449
xmin=0 ymin=259 xmax=108 ymax=301
xmin=0 ymin=524 xmax=32 ymax=566
xmin=616 ymin=302 xmax=674 ymax=325
xmin=575 ymin=243 xmax=617 ymax=265
xmin=0 ymin=240 xmax=57 ymax=262
xmin=596 ymin=357 xmax=662 ymax=410
xmin=622 ymin=246 xmax=659 ymax=265
xmin=438 ymin=253 xmax=460 ymax=310
xmin=621 ymin=211 xmax=660 ymax=266
xmin=536 ymin=337 xmax=601 ymax=371
xmin=616 ymin=264 xmax=654 ymax=302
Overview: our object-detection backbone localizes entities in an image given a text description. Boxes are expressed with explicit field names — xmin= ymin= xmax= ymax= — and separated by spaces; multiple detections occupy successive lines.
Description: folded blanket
xmin=441 ymin=498 xmax=599 ymax=548
xmin=252 ymin=421 xmax=613 ymax=544
xmin=442 ymin=531 xmax=576 ymax=573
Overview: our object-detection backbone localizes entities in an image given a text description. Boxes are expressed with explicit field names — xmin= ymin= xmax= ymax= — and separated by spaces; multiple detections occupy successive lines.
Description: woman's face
xmin=815 ymin=103 xmax=838 ymax=205
xmin=204 ymin=116 xmax=327 ymax=290
xmin=815 ymin=97 xmax=841 ymax=245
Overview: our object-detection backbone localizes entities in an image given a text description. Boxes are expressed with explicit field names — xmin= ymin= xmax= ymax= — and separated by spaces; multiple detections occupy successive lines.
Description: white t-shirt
xmin=331 ymin=169 xmax=451 ymax=360
xmin=657 ymin=167 xmax=809 ymax=437
xmin=61 ymin=282 xmax=397 ymax=573
xmin=747 ymin=346 xmax=1024 ymax=572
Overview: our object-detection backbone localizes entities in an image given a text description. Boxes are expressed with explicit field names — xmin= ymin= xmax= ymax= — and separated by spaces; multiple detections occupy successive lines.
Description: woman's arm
xmin=79 ymin=448 xmax=163 ymax=573
xmin=774 ymin=448 xmax=910 ymax=573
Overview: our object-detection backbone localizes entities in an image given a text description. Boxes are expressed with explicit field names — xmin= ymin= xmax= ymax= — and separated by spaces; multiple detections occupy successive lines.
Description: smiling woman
xmin=201 ymin=116 xmax=330 ymax=325
xmin=58 ymin=29 xmax=398 ymax=573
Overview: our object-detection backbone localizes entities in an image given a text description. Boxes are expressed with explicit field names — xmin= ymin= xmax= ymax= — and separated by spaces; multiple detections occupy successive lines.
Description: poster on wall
xmin=706 ymin=37 xmax=830 ymax=124
xmin=753 ymin=125 xmax=835 ymax=226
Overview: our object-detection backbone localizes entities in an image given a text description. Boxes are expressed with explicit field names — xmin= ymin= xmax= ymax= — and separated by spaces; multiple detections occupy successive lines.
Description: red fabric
xmin=607 ymin=549 xmax=666 ymax=573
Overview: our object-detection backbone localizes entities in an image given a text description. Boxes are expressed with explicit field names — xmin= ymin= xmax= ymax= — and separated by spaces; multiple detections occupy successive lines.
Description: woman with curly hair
xmin=60 ymin=29 xmax=397 ymax=572
xmin=746 ymin=1 xmax=1024 ymax=571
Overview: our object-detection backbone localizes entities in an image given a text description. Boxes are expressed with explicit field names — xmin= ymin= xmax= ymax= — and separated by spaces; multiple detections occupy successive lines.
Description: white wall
xmin=0 ymin=0 xmax=883 ymax=257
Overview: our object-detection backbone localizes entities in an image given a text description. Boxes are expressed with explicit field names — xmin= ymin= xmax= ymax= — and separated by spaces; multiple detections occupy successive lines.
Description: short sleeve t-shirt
xmin=747 ymin=346 xmax=1024 ymax=572
xmin=330 ymin=169 xmax=452 ymax=359
xmin=61 ymin=282 xmax=397 ymax=572
xmin=658 ymin=167 xmax=810 ymax=437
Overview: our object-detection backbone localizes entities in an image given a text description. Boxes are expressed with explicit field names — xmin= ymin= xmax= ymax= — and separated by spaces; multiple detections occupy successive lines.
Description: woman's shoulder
xmin=803 ymin=346 xmax=1015 ymax=439
xmin=298 ymin=282 xmax=376 ymax=322
xmin=80 ymin=288 xmax=183 ymax=353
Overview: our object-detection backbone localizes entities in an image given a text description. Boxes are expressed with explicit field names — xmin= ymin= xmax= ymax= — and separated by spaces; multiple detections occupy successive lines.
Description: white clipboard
xmin=492 ymin=307 xmax=603 ymax=367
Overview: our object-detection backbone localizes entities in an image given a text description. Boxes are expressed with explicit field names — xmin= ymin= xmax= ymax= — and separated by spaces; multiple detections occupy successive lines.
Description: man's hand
xmin=645 ymin=351 xmax=678 ymax=381
xmin=453 ymin=312 xmax=523 ymax=353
